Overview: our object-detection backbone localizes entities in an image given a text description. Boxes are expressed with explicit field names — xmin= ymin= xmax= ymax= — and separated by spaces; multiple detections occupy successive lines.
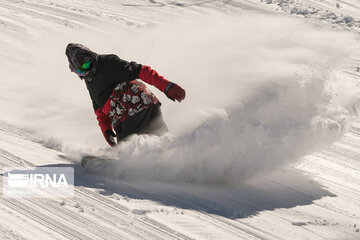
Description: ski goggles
xmin=74 ymin=61 xmax=91 ymax=76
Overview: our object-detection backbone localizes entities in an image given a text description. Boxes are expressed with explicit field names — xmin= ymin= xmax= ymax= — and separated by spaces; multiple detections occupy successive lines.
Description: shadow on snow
xmin=39 ymin=159 xmax=336 ymax=220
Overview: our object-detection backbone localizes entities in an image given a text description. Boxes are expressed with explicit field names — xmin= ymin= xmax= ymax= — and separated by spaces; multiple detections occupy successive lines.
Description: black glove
xmin=104 ymin=129 xmax=117 ymax=147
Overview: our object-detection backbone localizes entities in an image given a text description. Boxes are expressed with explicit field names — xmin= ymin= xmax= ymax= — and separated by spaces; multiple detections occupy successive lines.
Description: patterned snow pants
xmin=105 ymin=80 xmax=168 ymax=141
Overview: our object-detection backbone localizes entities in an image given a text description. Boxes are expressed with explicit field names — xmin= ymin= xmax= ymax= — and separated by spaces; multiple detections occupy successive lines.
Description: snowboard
xmin=81 ymin=155 xmax=123 ymax=178
xmin=81 ymin=155 xmax=113 ymax=169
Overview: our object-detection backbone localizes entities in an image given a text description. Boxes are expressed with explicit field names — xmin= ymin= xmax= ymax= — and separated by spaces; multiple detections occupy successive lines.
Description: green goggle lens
xmin=74 ymin=61 xmax=91 ymax=76
xmin=81 ymin=61 xmax=91 ymax=70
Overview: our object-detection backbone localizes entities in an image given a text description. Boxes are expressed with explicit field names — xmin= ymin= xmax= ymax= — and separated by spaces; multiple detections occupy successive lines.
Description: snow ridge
xmin=261 ymin=0 xmax=360 ymax=31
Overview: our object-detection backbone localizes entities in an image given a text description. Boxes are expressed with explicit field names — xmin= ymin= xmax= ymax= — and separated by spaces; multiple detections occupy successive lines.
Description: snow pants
xmin=114 ymin=103 xmax=168 ymax=142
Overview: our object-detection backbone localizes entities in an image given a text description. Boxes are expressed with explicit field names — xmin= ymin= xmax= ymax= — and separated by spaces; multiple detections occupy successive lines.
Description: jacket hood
xmin=65 ymin=43 xmax=98 ymax=81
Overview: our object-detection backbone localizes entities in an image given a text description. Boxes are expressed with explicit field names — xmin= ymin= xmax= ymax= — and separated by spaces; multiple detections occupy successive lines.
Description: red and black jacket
xmin=85 ymin=54 xmax=171 ymax=136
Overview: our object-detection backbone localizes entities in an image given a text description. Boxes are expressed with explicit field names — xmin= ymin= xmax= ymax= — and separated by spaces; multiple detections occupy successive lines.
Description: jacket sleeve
xmin=87 ymin=84 xmax=112 ymax=134
xmin=94 ymin=108 xmax=112 ymax=134
xmin=90 ymin=93 xmax=100 ymax=111
xmin=138 ymin=65 xmax=172 ymax=92
xmin=85 ymin=81 xmax=101 ymax=111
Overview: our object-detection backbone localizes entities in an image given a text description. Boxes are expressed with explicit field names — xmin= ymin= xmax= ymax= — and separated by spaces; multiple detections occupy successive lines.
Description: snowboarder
xmin=65 ymin=43 xmax=186 ymax=147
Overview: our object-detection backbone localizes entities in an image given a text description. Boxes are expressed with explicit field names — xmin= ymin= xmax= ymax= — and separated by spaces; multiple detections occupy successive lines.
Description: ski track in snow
xmin=0 ymin=0 xmax=359 ymax=239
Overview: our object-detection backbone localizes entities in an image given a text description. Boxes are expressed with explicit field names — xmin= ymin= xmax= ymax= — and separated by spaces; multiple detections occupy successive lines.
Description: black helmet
xmin=65 ymin=43 xmax=98 ymax=80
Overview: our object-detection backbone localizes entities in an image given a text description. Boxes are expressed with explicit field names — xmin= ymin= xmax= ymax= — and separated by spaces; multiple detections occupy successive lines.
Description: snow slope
xmin=0 ymin=0 xmax=359 ymax=239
